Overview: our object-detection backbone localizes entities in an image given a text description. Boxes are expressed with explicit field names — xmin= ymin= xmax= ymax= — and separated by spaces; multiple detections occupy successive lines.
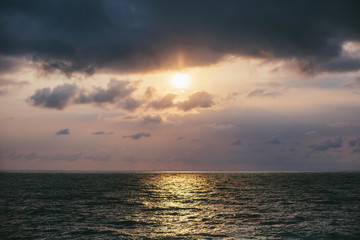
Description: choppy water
xmin=0 ymin=172 xmax=359 ymax=239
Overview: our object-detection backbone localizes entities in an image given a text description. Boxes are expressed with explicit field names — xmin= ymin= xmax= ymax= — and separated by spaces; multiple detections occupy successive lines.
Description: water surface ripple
xmin=1 ymin=172 xmax=359 ymax=239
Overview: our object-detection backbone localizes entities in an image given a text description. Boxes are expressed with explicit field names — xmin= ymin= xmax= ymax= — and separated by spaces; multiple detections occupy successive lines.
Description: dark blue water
xmin=1 ymin=172 xmax=359 ymax=239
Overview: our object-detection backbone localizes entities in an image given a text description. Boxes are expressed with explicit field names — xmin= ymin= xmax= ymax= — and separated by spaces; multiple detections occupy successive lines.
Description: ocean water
xmin=0 ymin=172 xmax=359 ymax=239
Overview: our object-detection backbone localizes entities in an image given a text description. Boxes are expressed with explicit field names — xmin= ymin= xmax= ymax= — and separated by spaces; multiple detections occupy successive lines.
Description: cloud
xmin=28 ymin=81 xmax=215 ymax=113
xmin=223 ymin=92 xmax=240 ymax=101
xmin=92 ymin=131 xmax=114 ymax=135
xmin=28 ymin=79 xmax=140 ymax=110
xmin=24 ymin=152 xmax=37 ymax=161
xmin=41 ymin=61 xmax=95 ymax=78
xmin=149 ymin=93 xmax=177 ymax=110
xmin=0 ymin=56 xmax=24 ymax=74
xmin=56 ymin=128 xmax=70 ymax=135
xmin=0 ymin=78 xmax=29 ymax=95
xmin=123 ymin=132 xmax=151 ymax=140
xmin=51 ymin=153 xmax=82 ymax=161
xmin=144 ymin=86 xmax=156 ymax=99
xmin=7 ymin=151 xmax=110 ymax=162
xmin=344 ymin=77 xmax=360 ymax=89
xmin=28 ymin=83 xmax=78 ymax=110
xmin=177 ymin=91 xmax=214 ymax=111
xmin=83 ymin=153 xmax=111 ymax=162
xmin=118 ymin=97 xmax=143 ymax=112
xmin=327 ymin=121 xmax=350 ymax=128
xmin=2 ymin=1 xmax=359 ymax=75
xmin=142 ymin=115 xmax=163 ymax=124
xmin=8 ymin=152 xmax=23 ymax=161
xmin=74 ymin=79 xmax=137 ymax=104
xmin=247 ymin=89 xmax=281 ymax=98
xmin=312 ymin=137 xmax=343 ymax=151
xmin=349 ymin=138 xmax=360 ymax=147
xmin=267 ymin=137 xmax=283 ymax=144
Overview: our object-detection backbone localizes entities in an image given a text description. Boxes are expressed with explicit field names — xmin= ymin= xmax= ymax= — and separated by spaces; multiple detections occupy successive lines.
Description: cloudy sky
xmin=1 ymin=0 xmax=360 ymax=171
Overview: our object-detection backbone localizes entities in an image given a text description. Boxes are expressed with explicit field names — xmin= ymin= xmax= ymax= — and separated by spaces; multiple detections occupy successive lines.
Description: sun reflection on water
xmin=137 ymin=173 xmax=232 ymax=238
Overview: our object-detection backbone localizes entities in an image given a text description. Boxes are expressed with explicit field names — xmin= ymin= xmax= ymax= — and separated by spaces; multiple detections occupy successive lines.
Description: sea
xmin=0 ymin=172 xmax=359 ymax=239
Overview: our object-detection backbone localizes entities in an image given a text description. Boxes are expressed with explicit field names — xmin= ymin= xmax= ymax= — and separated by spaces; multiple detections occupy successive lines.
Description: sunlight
xmin=171 ymin=73 xmax=190 ymax=89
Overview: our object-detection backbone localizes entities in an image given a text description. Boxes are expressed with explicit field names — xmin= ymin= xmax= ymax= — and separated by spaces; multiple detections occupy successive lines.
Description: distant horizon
xmin=1 ymin=169 xmax=359 ymax=173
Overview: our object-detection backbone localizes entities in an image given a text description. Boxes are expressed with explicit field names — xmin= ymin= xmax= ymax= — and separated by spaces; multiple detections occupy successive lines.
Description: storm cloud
xmin=1 ymin=0 xmax=360 ymax=75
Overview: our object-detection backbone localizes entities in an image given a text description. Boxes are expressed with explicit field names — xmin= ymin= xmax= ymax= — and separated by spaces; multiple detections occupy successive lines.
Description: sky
xmin=1 ymin=0 xmax=360 ymax=171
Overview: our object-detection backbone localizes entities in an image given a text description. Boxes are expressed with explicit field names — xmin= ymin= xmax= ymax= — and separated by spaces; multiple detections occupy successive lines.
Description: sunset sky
xmin=1 ymin=0 xmax=360 ymax=171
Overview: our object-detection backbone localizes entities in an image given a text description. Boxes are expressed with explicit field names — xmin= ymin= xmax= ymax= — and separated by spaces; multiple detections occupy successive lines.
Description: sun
xmin=171 ymin=73 xmax=190 ymax=89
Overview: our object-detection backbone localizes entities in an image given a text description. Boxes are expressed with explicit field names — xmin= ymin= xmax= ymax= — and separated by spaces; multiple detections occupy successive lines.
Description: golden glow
xmin=171 ymin=73 xmax=190 ymax=89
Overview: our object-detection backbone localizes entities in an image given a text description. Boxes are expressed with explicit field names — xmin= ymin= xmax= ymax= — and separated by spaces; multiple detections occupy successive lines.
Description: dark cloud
xmin=349 ymin=138 xmax=360 ymax=147
xmin=247 ymin=89 xmax=281 ymax=98
xmin=1 ymin=1 xmax=360 ymax=75
xmin=56 ymin=128 xmax=70 ymax=135
xmin=92 ymin=131 xmax=113 ymax=135
xmin=312 ymin=137 xmax=343 ymax=151
xmin=28 ymin=79 xmax=140 ymax=110
xmin=177 ymin=136 xmax=185 ymax=141
xmin=177 ymin=91 xmax=214 ymax=111
xmin=28 ymin=83 xmax=78 ymax=109
xmin=267 ymin=136 xmax=283 ymax=144
xmin=316 ymin=55 xmax=360 ymax=73
xmin=123 ymin=132 xmax=151 ymax=140
xmin=142 ymin=115 xmax=163 ymax=124
xmin=41 ymin=61 xmax=95 ymax=78
xmin=24 ymin=152 xmax=37 ymax=161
